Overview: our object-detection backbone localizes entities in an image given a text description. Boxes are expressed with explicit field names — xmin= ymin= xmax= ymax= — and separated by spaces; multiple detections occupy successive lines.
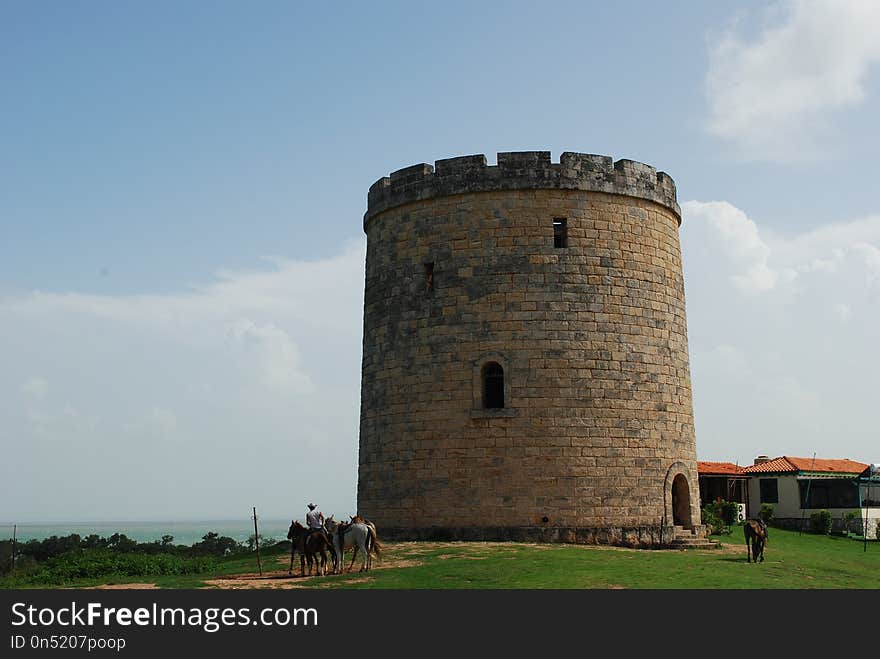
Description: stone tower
xmin=358 ymin=151 xmax=700 ymax=546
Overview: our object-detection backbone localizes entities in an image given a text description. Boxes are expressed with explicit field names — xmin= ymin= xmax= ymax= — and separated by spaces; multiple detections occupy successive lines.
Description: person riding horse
xmin=306 ymin=503 xmax=332 ymax=548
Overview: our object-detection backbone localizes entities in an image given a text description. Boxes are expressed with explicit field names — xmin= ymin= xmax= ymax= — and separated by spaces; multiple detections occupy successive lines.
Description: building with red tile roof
xmin=743 ymin=456 xmax=867 ymax=476
xmin=743 ymin=455 xmax=875 ymax=534
xmin=697 ymin=462 xmax=749 ymax=519
xmin=694 ymin=455 xmax=878 ymax=536
xmin=697 ymin=461 xmax=746 ymax=476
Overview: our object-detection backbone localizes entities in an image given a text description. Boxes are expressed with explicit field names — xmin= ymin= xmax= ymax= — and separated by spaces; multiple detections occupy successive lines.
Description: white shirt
xmin=306 ymin=509 xmax=323 ymax=530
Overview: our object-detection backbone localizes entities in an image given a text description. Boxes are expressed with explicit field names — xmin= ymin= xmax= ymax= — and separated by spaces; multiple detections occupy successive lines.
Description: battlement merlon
xmin=364 ymin=151 xmax=680 ymax=229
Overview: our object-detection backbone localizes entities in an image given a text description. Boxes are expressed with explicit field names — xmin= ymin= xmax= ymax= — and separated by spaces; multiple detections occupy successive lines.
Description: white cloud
xmin=683 ymin=200 xmax=880 ymax=295
xmin=227 ymin=319 xmax=314 ymax=395
xmin=832 ymin=303 xmax=852 ymax=322
xmin=853 ymin=242 xmax=880 ymax=284
xmin=706 ymin=0 xmax=880 ymax=161
xmin=21 ymin=377 xmax=49 ymax=398
xmin=699 ymin=345 xmax=752 ymax=381
xmin=148 ymin=407 xmax=178 ymax=435
xmin=682 ymin=200 xmax=780 ymax=293
xmin=0 ymin=240 xmax=367 ymax=521
xmin=683 ymin=199 xmax=879 ymax=465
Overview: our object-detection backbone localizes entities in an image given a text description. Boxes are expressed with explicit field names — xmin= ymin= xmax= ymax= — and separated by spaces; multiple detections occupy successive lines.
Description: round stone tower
xmin=358 ymin=151 xmax=700 ymax=546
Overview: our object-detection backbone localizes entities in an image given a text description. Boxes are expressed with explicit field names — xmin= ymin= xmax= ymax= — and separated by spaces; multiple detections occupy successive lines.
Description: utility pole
xmin=252 ymin=507 xmax=262 ymax=576
xmin=10 ymin=525 xmax=16 ymax=574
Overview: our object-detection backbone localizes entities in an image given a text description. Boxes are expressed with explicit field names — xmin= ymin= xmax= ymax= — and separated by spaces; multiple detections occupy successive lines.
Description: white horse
xmin=329 ymin=519 xmax=379 ymax=573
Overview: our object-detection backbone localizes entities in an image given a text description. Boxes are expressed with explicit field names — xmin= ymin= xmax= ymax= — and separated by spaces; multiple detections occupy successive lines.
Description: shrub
xmin=191 ymin=532 xmax=242 ymax=556
xmin=842 ymin=511 xmax=859 ymax=535
xmin=5 ymin=550 xmax=217 ymax=586
xmin=876 ymin=522 xmax=880 ymax=541
xmin=718 ymin=500 xmax=739 ymax=526
xmin=700 ymin=500 xmax=738 ymax=534
xmin=758 ymin=504 xmax=775 ymax=524
xmin=810 ymin=510 xmax=832 ymax=535
xmin=700 ymin=505 xmax=723 ymax=534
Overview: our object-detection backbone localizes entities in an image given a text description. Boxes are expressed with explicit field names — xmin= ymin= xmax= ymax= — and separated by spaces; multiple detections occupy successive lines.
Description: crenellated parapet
xmin=365 ymin=151 xmax=679 ymax=227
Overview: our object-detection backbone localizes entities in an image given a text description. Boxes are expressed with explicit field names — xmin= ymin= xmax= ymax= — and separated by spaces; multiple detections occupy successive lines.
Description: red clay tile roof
xmin=743 ymin=457 xmax=797 ymax=474
xmin=697 ymin=461 xmax=746 ymax=475
xmin=786 ymin=457 xmax=868 ymax=474
xmin=743 ymin=456 xmax=868 ymax=475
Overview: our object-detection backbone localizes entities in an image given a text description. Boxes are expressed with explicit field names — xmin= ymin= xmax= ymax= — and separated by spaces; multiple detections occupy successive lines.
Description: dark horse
xmin=287 ymin=521 xmax=332 ymax=577
xmin=744 ymin=519 xmax=768 ymax=563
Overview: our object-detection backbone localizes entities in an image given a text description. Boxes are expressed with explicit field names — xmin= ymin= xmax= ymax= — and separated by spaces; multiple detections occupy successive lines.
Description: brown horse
xmin=744 ymin=519 xmax=768 ymax=563
xmin=287 ymin=521 xmax=332 ymax=576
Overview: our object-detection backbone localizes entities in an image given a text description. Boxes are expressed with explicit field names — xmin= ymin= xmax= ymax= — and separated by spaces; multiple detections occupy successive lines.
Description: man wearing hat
xmin=306 ymin=503 xmax=324 ymax=532
xmin=306 ymin=503 xmax=331 ymax=548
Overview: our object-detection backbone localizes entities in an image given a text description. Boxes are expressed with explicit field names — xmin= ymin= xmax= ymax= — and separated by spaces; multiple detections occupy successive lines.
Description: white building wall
xmin=860 ymin=509 xmax=879 ymax=539
xmin=747 ymin=474 xmax=867 ymax=526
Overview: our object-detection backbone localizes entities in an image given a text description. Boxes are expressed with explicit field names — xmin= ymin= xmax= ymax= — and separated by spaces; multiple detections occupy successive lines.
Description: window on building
xmin=553 ymin=218 xmax=568 ymax=248
xmin=482 ymin=362 xmax=504 ymax=409
xmin=798 ymin=479 xmax=860 ymax=509
xmin=759 ymin=478 xmax=778 ymax=504
xmin=424 ymin=262 xmax=434 ymax=292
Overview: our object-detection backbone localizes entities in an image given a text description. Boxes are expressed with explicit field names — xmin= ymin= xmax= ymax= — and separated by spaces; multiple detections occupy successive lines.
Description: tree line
xmin=1 ymin=531 xmax=279 ymax=576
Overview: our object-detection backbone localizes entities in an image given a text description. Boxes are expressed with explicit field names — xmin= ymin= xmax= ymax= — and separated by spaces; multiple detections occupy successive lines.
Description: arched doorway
xmin=672 ymin=473 xmax=692 ymax=528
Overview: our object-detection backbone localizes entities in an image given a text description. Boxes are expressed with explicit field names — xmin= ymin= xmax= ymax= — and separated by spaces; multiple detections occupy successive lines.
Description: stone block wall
xmin=358 ymin=152 xmax=700 ymax=546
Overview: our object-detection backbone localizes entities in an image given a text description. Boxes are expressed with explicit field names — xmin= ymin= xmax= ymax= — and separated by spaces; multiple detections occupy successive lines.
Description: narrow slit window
xmin=553 ymin=218 xmax=568 ymax=248
xmin=482 ymin=362 xmax=504 ymax=409
xmin=424 ymin=262 xmax=434 ymax=292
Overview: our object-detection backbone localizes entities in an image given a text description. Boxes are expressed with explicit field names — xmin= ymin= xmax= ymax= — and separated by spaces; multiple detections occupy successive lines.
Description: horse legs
xmin=357 ymin=539 xmax=369 ymax=572
xmin=288 ymin=548 xmax=295 ymax=576
xmin=328 ymin=545 xmax=337 ymax=574
xmin=349 ymin=548 xmax=358 ymax=572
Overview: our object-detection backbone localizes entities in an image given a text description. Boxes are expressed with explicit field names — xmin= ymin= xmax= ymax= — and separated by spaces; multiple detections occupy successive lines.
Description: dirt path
xmin=205 ymin=545 xmax=422 ymax=589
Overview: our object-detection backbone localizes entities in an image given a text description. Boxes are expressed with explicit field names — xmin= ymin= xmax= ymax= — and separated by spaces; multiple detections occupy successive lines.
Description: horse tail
xmin=368 ymin=526 xmax=381 ymax=560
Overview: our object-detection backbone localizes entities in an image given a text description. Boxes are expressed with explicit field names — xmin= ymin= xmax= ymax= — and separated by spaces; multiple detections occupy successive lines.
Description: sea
xmin=0 ymin=520 xmax=294 ymax=546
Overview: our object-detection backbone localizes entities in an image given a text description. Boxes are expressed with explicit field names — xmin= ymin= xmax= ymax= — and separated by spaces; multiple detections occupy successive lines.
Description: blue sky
xmin=2 ymin=1 xmax=879 ymax=522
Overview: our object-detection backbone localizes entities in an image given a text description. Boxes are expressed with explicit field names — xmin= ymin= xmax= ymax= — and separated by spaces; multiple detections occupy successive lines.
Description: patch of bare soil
xmin=204 ymin=545 xmax=425 ymax=589
xmin=204 ymin=572 xmax=311 ymax=590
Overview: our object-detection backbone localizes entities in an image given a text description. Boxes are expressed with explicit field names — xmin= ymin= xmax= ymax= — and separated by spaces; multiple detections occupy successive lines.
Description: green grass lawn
xmin=4 ymin=528 xmax=879 ymax=589
xmin=298 ymin=528 xmax=879 ymax=590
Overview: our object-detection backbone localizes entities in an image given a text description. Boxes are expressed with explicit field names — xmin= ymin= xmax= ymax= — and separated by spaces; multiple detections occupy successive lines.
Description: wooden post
xmin=10 ymin=524 xmax=16 ymax=574
xmin=253 ymin=507 xmax=262 ymax=576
